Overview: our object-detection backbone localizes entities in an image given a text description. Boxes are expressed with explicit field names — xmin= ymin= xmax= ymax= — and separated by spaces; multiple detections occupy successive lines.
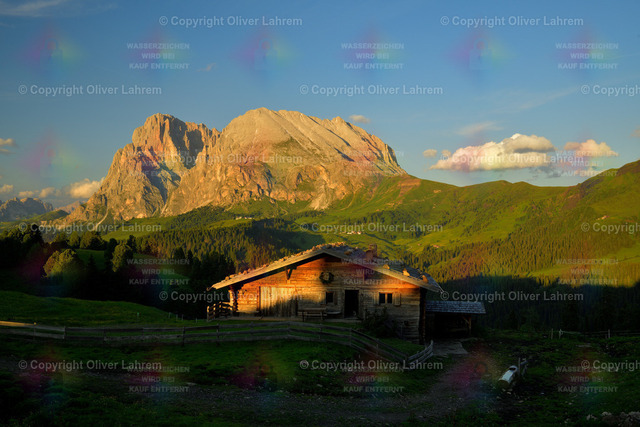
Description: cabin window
xmin=325 ymin=291 xmax=335 ymax=304
xmin=379 ymin=292 xmax=393 ymax=304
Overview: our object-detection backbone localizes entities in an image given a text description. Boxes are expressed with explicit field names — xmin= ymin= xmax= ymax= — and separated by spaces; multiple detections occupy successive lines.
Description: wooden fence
xmin=206 ymin=301 xmax=232 ymax=320
xmin=405 ymin=341 xmax=433 ymax=365
xmin=0 ymin=320 xmax=433 ymax=366
xmin=550 ymin=328 xmax=640 ymax=339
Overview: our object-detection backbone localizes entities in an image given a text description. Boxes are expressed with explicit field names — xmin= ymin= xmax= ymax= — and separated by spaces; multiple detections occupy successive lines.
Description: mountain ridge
xmin=68 ymin=108 xmax=405 ymax=222
xmin=0 ymin=197 xmax=54 ymax=221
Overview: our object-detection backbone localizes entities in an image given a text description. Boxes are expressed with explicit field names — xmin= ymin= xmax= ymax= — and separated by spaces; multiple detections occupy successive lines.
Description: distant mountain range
xmin=0 ymin=197 xmax=53 ymax=221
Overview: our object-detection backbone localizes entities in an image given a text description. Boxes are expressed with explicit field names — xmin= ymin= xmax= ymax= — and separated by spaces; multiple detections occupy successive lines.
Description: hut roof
xmin=208 ymin=242 xmax=442 ymax=292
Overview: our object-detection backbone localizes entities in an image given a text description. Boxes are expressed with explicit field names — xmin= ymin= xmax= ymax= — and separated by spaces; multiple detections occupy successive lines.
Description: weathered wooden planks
xmin=226 ymin=256 xmax=423 ymax=339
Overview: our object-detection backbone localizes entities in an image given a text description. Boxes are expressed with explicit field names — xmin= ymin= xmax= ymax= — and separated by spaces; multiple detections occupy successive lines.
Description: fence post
xmin=550 ymin=328 xmax=553 ymax=339
xmin=217 ymin=322 xmax=220 ymax=343
xmin=608 ymin=329 xmax=611 ymax=339
xmin=182 ymin=327 xmax=185 ymax=346
xmin=63 ymin=326 xmax=66 ymax=341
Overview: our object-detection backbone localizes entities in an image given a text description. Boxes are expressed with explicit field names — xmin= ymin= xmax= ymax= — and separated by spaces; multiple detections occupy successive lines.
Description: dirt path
xmin=432 ymin=340 xmax=469 ymax=356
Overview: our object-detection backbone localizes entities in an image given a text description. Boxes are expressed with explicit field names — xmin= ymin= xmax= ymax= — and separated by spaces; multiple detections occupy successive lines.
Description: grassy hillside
xmin=29 ymin=159 xmax=640 ymax=284
xmin=0 ymin=290 xmax=193 ymax=326
xmin=0 ymin=209 xmax=68 ymax=232
xmin=288 ymin=162 xmax=640 ymax=283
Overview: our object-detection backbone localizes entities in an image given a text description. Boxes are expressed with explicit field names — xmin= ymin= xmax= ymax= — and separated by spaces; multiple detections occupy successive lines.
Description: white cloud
xmin=0 ymin=137 xmax=16 ymax=155
xmin=442 ymin=149 xmax=452 ymax=158
xmin=431 ymin=133 xmax=556 ymax=171
xmin=0 ymin=184 xmax=14 ymax=194
xmin=563 ymin=140 xmax=618 ymax=157
xmin=39 ymin=187 xmax=58 ymax=198
xmin=422 ymin=149 xmax=438 ymax=158
xmin=456 ymin=121 xmax=502 ymax=137
xmin=348 ymin=114 xmax=370 ymax=124
xmin=631 ymin=127 xmax=640 ymax=138
xmin=68 ymin=178 xmax=102 ymax=199
xmin=13 ymin=186 xmax=62 ymax=200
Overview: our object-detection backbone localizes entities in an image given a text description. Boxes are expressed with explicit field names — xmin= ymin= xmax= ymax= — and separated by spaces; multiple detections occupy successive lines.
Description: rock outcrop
xmin=68 ymin=108 xmax=406 ymax=221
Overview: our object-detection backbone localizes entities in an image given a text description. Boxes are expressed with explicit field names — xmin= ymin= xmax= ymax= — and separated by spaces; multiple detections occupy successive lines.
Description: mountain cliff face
xmin=0 ymin=197 xmax=54 ymax=221
xmin=69 ymin=108 xmax=405 ymax=221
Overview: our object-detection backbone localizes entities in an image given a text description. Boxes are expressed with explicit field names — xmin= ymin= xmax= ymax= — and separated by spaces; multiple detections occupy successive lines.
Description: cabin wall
xmin=228 ymin=256 xmax=423 ymax=341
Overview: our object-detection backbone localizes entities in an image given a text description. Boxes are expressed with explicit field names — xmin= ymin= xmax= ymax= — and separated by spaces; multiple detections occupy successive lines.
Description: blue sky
xmin=0 ymin=0 xmax=639 ymax=207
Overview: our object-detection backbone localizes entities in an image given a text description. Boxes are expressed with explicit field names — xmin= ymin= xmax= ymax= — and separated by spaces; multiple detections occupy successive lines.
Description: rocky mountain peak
xmin=68 ymin=108 xmax=406 ymax=221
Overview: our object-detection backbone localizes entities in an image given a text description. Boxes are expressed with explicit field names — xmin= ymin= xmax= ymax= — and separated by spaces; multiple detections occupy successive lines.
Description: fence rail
xmin=407 ymin=341 xmax=434 ymax=364
xmin=0 ymin=321 xmax=433 ymax=366
xmin=550 ymin=328 xmax=640 ymax=339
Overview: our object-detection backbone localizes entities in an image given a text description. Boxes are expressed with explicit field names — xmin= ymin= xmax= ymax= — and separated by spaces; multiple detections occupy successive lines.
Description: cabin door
xmin=344 ymin=290 xmax=359 ymax=318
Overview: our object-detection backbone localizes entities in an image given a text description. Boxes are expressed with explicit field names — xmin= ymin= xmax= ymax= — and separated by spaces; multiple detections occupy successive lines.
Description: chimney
xmin=368 ymin=243 xmax=377 ymax=257
xmin=365 ymin=243 xmax=377 ymax=262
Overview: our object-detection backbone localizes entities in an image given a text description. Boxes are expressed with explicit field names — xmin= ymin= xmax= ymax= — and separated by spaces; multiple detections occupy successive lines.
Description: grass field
xmin=1 ymin=290 xmax=639 ymax=425
xmin=2 ymin=324 xmax=638 ymax=425
xmin=0 ymin=274 xmax=640 ymax=425
xmin=0 ymin=290 xmax=447 ymax=425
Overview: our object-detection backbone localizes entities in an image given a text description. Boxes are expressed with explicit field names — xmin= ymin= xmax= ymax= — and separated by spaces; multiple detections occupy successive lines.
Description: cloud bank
xmin=563 ymin=140 xmax=618 ymax=157
xmin=432 ymin=133 xmax=555 ymax=171
xmin=68 ymin=178 xmax=102 ymax=198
